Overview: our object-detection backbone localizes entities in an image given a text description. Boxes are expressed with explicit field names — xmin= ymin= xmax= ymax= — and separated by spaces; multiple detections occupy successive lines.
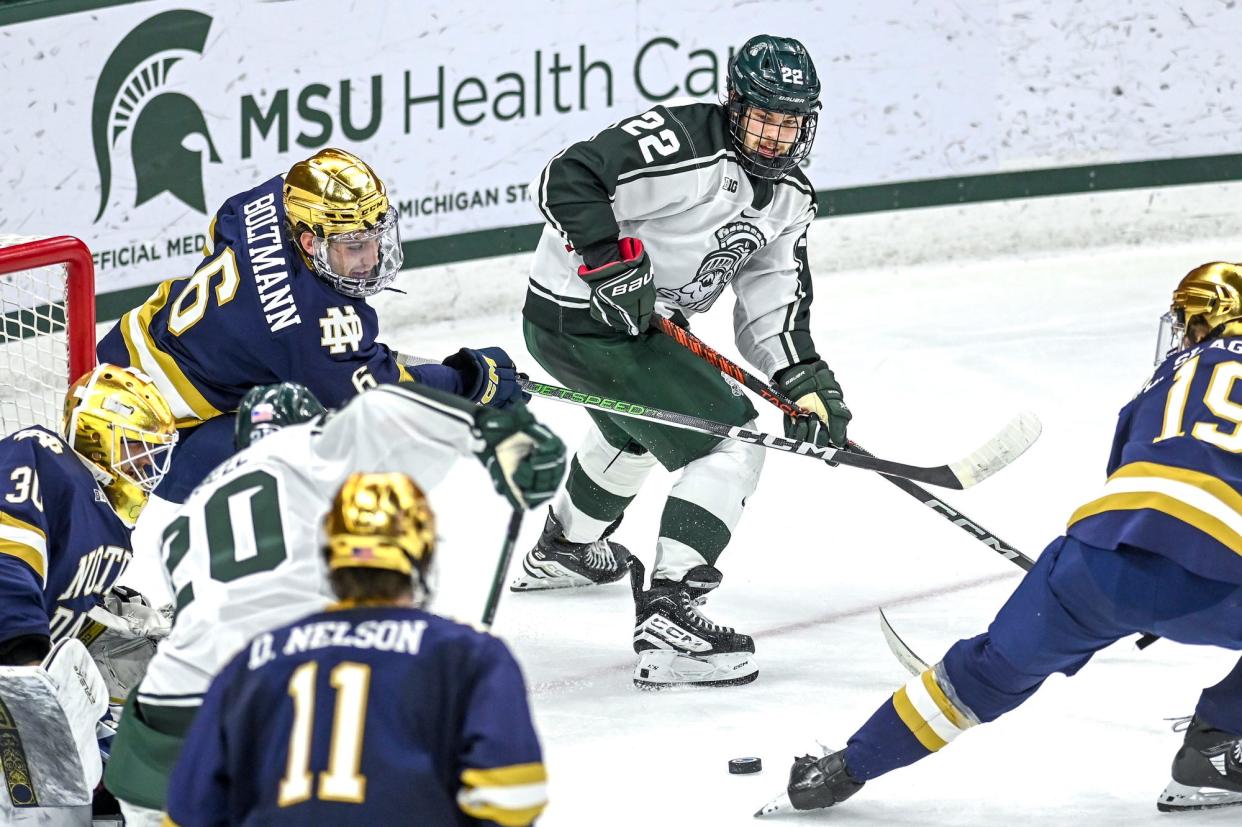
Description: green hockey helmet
xmin=726 ymin=34 xmax=821 ymax=180
xmin=235 ymin=382 xmax=327 ymax=449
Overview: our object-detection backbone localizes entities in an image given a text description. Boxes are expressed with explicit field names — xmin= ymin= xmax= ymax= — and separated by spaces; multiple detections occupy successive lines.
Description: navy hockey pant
xmin=845 ymin=535 xmax=1242 ymax=781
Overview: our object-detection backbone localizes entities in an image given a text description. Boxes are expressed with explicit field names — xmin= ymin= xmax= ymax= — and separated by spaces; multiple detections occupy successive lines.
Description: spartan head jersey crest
xmin=658 ymin=221 xmax=768 ymax=313
xmin=527 ymin=99 xmax=818 ymax=378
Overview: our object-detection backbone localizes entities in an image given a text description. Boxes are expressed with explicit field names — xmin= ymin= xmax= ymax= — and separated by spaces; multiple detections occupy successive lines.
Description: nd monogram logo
xmin=319 ymin=307 xmax=365 ymax=354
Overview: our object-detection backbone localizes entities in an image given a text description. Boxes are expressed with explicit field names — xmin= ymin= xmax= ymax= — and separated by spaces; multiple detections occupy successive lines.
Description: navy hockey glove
xmin=443 ymin=346 xmax=528 ymax=408
xmin=577 ymin=237 xmax=655 ymax=336
xmin=474 ymin=402 xmax=567 ymax=511
xmin=775 ymin=360 xmax=851 ymax=447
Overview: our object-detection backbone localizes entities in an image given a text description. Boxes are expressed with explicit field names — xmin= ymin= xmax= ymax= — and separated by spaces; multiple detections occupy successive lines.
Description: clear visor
xmin=310 ymin=207 xmax=403 ymax=298
xmin=113 ymin=425 xmax=177 ymax=493
xmin=1155 ymin=309 xmax=1185 ymax=365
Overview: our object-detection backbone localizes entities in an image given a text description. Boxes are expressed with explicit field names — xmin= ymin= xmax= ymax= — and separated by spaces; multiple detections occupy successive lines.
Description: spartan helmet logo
xmin=91 ymin=10 xmax=220 ymax=222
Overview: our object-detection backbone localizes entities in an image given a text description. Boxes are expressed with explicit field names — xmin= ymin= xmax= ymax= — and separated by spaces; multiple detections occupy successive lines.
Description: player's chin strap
xmin=647 ymin=315 xmax=1162 ymax=650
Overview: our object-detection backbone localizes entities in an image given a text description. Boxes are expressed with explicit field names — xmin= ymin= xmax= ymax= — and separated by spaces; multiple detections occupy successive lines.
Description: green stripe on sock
xmin=566 ymin=456 xmax=634 ymax=522
xmin=659 ymin=497 xmax=732 ymax=565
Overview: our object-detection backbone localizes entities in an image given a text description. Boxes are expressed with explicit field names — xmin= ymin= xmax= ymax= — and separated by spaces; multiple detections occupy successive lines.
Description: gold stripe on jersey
xmin=396 ymin=363 xmax=413 ymax=383
xmin=458 ymin=762 xmax=548 ymax=827
xmin=1068 ymin=461 xmax=1242 ymax=556
xmin=892 ymin=669 xmax=973 ymax=753
xmin=0 ymin=510 xmax=47 ymax=581
xmin=120 ymin=280 xmax=223 ymax=426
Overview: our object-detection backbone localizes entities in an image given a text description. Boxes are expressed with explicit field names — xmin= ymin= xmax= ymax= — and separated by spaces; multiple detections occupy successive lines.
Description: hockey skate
xmin=755 ymin=749 xmax=865 ymax=817
xmin=509 ymin=509 xmax=632 ymax=591
xmin=630 ymin=557 xmax=757 ymax=689
xmin=1157 ymin=715 xmax=1242 ymax=812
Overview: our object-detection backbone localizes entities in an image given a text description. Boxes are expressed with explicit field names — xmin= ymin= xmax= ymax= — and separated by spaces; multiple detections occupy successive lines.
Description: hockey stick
xmin=519 ymin=377 xmax=1037 ymax=489
xmin=879 ymin=607 xmax=929 ymax=676
xmin=481 ymin=509 xmax=524 ymax=629
xmin=652 ymin=316 xmax=1039 ymax=568
xmin=652 ymin=319 xmax=1164 ymax=650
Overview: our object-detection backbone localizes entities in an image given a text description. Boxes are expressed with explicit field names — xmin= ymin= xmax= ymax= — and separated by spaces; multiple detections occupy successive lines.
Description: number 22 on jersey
xmin=1155 ymin=354 xmax=1242 ymax=451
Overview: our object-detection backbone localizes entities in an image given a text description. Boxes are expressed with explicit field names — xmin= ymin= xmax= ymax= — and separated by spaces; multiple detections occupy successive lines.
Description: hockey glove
xmin=578 ymin=237 xmax=655 ymax=336
xmin=775 ymin=360 xmax=851 ymax=447
xmin=443 ymin=346 xmax=529 ymax=408
xmin=474 ymin=402 xmax=567 ymax=510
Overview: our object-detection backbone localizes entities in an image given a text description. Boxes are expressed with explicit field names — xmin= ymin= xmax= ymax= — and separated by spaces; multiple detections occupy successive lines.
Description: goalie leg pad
xmin=0 ymin=639 xmax=107 ymax=808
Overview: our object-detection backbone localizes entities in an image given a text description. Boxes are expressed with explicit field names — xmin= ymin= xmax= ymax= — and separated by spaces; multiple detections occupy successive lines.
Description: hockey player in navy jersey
xmin=758 ymin=261 xmax=1242 ymax=818
xmin=98 ymin=147 xmax=526 ymax=501
xmin=0 ymin=363 xmax=177 ymax=823
xmin=164 ymin=472 xmax=546 ymax=827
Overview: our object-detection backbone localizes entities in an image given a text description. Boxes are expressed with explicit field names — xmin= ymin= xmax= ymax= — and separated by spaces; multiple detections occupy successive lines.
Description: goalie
xmin=103 ymin=380 xmax=565 ymax=824
xmin=0 ymin=364 xmax=178 ymax=824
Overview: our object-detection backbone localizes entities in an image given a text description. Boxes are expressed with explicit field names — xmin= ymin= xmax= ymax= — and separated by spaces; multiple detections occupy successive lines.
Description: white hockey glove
xmin=80 ymin=586 xmax=172 ymax=703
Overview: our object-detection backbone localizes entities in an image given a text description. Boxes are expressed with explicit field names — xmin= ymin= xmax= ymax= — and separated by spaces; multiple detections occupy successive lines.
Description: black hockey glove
xmin=786 ymin=751 xmax=865 ymax=811
xmin=474 ymin=402 xmax=567 ymax=511
xmin=577 ymin=237 xmax=655 ymax=336
xmin=443 ymin=346 xmax=529 ymax=408
xmin=775 ymin=360 xmax=851 ymax=447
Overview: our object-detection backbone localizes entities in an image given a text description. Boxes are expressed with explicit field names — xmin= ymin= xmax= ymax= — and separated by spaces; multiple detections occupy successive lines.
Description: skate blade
xmin=754 ymin=791 xmax=792 ymax=818
xmin=1157 ymin=780 xmax=1242 ymax=811
xmin=632 ymin=650 xmax=758 ymax=689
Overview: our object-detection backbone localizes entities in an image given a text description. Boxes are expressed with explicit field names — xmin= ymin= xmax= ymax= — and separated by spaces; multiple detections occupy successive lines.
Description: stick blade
xmin=754 ymin=791 xmax=793 ymax=818
xmin=947 ymin=410 xmax=1042 ymax=488
xmin=879 ymin=608 xmax=929 ymax=676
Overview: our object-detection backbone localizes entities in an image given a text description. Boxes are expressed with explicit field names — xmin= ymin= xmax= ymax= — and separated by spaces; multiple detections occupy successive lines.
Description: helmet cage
xmin=725 ymin=90 xmax=819 ymax=180
xmin=111 ymin=422 xmax=176 ymax=494
xmin=305 ymin=206 xmax=403 ymax=298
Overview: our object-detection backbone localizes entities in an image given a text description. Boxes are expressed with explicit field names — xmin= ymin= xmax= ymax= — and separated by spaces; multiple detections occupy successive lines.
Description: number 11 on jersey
xmin=278 ymin=661 xmax=373 ymax=807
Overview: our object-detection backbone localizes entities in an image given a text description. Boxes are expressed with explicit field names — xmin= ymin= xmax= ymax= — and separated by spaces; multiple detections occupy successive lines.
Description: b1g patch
xmin=657 ymin=221 xmax=766 ymax=313
xmin=319 ymin=306 xmax=364 ymax=354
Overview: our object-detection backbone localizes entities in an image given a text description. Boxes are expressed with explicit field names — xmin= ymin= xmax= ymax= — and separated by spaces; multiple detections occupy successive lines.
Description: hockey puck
xmin=728 ymin=757 xmax=762 ymax=774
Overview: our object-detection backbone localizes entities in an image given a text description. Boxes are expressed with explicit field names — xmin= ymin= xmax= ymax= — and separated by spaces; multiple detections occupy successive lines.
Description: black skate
xmin=509 ymin=509 xmax=632 ymax=591
xmin=755 ymin=749 xmax=865 ymax=817
xmin=1157 ymin=715 xmax=1242 ymax=812
xmin=630 ymin=557 xmax=757 ymax=689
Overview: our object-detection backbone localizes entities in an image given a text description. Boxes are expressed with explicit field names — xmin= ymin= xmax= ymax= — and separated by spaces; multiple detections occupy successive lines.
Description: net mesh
xmin=0 ymin=234 xmax=73 ymax=436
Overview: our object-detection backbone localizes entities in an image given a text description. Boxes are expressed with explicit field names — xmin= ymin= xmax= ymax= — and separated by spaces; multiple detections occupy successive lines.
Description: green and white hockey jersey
xmin=525 ymin=99 xmax=819 ymax=379
xmin=134 ymin=383 xmax=485 ymax=712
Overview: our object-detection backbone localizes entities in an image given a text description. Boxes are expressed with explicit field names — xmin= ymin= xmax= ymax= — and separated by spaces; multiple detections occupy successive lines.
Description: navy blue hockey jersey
xmin=164 ymin=605 xmax=546 ymax=827
xmin=97 ymin=175 xmax=412 ymax=426
xmin=0 ymin=426 xmax=132 ymax=648
xmin=1068 ymin=336 xmax=1242 ymax=584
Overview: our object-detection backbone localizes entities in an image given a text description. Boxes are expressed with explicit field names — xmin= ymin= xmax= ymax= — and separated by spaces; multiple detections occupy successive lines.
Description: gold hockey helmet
xmin=1156 ymin=262 xmax=1242 ymax=363
xmin=283 ymin=148 xmax=403 ymax=297
xmin=62 ymin=364 xmax=178 ymax=525
xmin=324 ymin=472 xmax=436 ymax=582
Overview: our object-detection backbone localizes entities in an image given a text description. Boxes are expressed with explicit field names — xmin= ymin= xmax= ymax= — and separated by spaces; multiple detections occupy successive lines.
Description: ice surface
xmin=386 ymin=236 xmax=1240 ymax=826
xmin=119 ymin=230 xmax=1242 ymax=825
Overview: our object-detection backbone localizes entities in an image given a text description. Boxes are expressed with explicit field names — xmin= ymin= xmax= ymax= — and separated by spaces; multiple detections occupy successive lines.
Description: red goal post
xmin=0 ymin=235 xmax=97 ymax=436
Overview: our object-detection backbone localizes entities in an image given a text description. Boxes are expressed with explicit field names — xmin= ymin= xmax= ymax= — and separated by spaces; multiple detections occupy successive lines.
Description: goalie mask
xmin=1156 ymin=261 xmax=1242 ymax=364
xmin=284 ymin=147 xmax=403 ymax=298
xmin=63 ymin=364 xmax=178 ymax=525
xmin=725 ymin=34 xmax=821 ymax=181
xmin=324 ymin=472 xmax=437 ymax=604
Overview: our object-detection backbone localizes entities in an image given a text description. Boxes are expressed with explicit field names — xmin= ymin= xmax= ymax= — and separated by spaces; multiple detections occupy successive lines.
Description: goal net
xmin=0 ymin=235 xmax=96 ymax=437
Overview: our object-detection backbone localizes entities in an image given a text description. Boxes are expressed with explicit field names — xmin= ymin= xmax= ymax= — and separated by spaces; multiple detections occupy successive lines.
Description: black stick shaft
xmin=653 ymin=319 xmax=1161 ymax=650
xmin=481 ymin=509 xmax=524 ymax=629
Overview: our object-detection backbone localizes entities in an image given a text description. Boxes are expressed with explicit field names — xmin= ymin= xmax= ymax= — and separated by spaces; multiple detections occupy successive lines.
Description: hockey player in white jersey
xmin=102 ymin=380 xmax=565 ymax=822
xmin=514 ymin=34 xmax=849 ymax=688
